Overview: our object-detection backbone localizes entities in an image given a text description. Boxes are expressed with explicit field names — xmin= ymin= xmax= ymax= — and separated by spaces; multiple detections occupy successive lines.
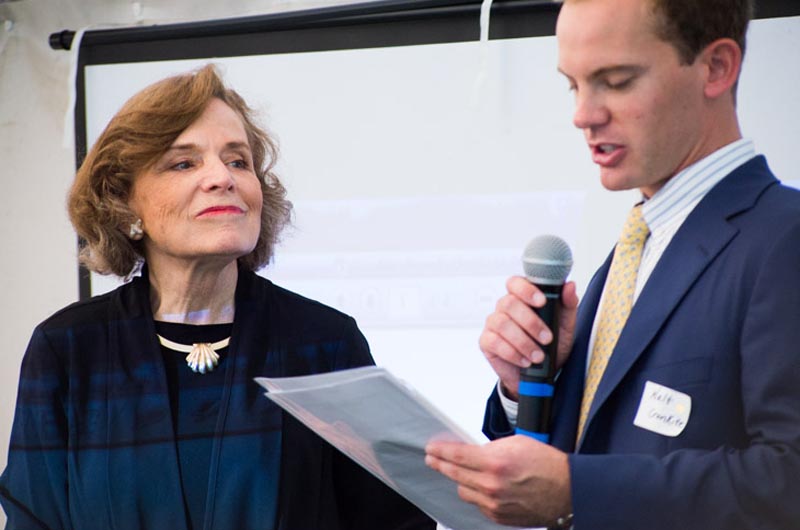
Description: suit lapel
xmin=580 ymin=157 xmax=777 ymax=444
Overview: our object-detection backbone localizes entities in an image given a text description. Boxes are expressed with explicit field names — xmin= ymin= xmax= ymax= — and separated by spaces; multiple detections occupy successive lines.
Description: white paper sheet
xmin=255 ymin=366 xmax=526 ymax=530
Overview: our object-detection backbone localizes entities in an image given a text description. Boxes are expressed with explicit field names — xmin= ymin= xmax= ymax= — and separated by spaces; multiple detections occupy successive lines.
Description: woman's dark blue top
xmin=157 ymin=321 xmax=233 ymax=530
xmin=0 ymin=268 xmax=435 ymax=530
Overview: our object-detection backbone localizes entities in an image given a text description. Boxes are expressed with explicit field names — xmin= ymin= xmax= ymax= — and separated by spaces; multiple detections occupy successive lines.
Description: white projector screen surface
xmin=85 ymin=16 xmax=800 ymax=440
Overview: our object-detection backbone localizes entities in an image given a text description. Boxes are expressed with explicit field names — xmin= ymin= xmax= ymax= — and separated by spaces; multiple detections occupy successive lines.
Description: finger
xmin=556 ymin=282 xmax=580 ymax=368
xmin=479 ymin=327 xmax=541 ymax=368
xmin=426 ymin=453 xmax=494 ymax=495
xmin=506 ymin=276 xmax=546 ymax=307
xmin=561 ymin=281 xmax=579 ymax=310
xmin=457 ymin=478 xmax=523 ymax=527
xmin=425 ymin=452 xmax=472 ymax=486
xmin=495 ymin=294 xmax=553 ymax=347
xmin=425 ymin=454 xmax=479 ymax=486
xmin=426 ymin=441 xmax=492 ymax=470
xmin=457 ymin=484 xmax=502 ymax=517
xmin=459 ymin=487 xmax=526 ymax=528
xmin=559 ymin=283 xmax=579 ymax=338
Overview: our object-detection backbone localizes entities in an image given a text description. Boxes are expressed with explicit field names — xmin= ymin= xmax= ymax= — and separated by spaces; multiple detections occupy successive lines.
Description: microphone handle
xmin=516 ymin=283 xmax=561 ymax=443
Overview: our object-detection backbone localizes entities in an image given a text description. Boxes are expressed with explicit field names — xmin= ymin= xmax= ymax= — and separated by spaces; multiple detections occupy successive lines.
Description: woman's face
xmin=128 ymin=98 xmax=263 ymax=271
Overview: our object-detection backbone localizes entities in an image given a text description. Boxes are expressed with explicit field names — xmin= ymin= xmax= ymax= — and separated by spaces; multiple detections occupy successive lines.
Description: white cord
xmin=479 ymin=0 xmax=493 ymax=43
xmin=471 ymin=0 xmax=494 ymax=107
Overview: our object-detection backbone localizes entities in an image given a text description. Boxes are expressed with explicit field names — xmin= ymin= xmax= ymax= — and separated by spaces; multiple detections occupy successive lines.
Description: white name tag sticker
xmin=633 ymin=381 xmax=691 ymax=437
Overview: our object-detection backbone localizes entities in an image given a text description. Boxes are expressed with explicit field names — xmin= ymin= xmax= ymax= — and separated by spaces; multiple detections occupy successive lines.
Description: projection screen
xmin=72 ymin=0 xmax=800 ymax=440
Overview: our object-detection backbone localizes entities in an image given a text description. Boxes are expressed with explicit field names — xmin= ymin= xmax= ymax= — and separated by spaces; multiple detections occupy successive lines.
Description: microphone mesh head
xmin=522 ymin=235 xmax=573 ymax=285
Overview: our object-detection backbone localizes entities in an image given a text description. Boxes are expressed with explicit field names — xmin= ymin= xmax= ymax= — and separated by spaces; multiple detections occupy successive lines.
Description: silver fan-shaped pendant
xmin=185 ymin=343 xmax=221 ymax=374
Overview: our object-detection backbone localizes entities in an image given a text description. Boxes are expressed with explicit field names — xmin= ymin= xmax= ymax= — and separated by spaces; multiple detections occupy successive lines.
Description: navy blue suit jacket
xmin=0 ymin=268 xmax=434 ymax=530
xmin=485 ymin=156 xmax=800 ymax=529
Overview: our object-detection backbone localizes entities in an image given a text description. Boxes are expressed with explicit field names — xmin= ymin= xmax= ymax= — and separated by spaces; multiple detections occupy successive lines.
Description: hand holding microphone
xmin=515 ymin=235 xmax=573 ymax=442
xmin=480 ymin=233 xmax=577 ymax=442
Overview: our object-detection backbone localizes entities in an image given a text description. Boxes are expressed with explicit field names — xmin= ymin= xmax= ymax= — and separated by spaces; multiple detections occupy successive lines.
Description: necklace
xmin=157 ymin=334 xmax=230 ymax=374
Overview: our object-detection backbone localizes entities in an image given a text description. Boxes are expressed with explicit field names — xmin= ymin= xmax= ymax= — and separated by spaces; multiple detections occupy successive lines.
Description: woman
xmin=0 ymin=65 xmax=434 ymax=530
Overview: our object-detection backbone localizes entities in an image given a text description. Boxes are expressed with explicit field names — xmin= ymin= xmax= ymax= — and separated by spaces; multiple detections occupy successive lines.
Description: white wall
xmin=0 ymin=1 xmax=370 ymax=526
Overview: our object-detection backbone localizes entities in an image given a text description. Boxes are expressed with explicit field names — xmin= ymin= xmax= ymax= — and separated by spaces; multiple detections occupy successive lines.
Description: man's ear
xmin=700 ymin=37 xmax=742 ymax=99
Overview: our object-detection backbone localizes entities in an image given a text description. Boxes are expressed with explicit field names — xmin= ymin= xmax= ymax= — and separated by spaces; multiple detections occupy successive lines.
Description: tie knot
xmin=620 ymin=204 xmax=649 ymax=246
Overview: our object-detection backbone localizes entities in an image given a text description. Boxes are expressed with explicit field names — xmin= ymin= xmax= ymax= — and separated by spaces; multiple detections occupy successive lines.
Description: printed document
xmin=255 ymin=366 xmax=527 ymax=530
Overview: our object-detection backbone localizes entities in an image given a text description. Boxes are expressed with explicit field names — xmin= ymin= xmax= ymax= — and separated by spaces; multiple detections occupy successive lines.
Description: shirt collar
xmin=641 ymin=139 xmax=756 ymax=232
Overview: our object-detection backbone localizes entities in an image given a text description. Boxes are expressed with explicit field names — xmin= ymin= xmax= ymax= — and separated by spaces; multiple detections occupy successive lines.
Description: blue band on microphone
xmin=515 ymin=427 xmax=550 ymax=443
xmin=518 ymin=381 xmax=554 ymax=397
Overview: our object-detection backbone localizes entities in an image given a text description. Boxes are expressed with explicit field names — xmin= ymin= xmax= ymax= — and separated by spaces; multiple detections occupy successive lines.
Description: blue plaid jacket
xmin=1 ymin=268 xmax=434 ymax=530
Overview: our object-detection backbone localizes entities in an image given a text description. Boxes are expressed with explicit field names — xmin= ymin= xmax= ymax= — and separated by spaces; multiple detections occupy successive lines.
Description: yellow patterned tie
xmin=577 ymin=204 xmax=650 ymax=442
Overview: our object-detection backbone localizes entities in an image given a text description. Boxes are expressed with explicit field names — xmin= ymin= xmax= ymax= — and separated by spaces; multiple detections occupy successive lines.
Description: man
xmin=425 ymin=0 xmax=800 ymax=529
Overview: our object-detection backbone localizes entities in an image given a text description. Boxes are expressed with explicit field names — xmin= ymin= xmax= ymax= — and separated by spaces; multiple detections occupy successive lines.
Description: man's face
xmin=556 ymin=0 xmax=710 ymax=197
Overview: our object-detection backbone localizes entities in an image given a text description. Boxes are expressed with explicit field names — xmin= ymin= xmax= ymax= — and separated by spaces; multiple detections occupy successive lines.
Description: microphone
xmin=515 ymin=235 xmax=573 ymax=443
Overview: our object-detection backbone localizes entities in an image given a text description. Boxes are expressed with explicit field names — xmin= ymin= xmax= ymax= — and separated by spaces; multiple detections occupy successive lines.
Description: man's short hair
xmin=650 ymin=0 xmax=754 ymax=64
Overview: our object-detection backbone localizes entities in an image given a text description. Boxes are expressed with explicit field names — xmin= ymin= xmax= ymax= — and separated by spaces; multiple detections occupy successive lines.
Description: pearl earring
xmin=128 ymin=219 xmax=144 ymax=240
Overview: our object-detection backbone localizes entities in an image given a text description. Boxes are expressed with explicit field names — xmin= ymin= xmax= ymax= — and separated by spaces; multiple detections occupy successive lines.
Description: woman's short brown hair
xmin=68 ymin=64 xmax=292 ymax=277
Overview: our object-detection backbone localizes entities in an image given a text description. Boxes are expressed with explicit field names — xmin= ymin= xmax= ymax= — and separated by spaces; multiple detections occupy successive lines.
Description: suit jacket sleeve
xmin=483 ymin=386 xmax=514 ymax=440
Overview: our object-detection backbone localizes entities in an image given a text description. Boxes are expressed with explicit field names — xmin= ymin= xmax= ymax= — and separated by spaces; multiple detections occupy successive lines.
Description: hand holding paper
xmin=256 ymin=366 xmax=528 ymax=530
xmin=425 ymin=436 xmax=571 ymax=529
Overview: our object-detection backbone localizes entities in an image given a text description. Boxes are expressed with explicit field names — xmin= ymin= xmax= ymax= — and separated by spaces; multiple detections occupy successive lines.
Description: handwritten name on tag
xmin=633 ymin=381 xmax=691 ymax=437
